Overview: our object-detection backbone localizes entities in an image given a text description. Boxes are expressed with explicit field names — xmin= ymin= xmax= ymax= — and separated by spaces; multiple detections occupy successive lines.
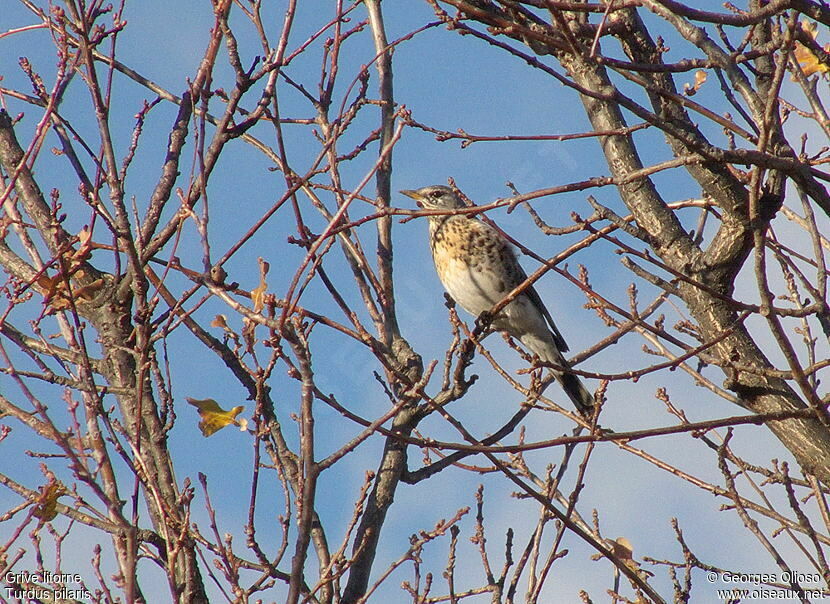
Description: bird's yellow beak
xmin=400 ymin=189 xmax=425 ymax=207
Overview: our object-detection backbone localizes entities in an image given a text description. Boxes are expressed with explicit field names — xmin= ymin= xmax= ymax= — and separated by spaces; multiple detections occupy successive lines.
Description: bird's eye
xmin=430 ymin=191 xmax=443 ymax=199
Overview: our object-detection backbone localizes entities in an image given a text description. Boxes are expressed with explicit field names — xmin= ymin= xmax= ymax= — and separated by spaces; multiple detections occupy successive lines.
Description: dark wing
xmin=515 ymin=263 xmax=570 ymax=353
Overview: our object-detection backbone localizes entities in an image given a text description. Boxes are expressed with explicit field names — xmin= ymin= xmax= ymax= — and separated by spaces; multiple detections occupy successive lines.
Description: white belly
xmin=438 ymin=257 xmax=504 ymax=317
xmin=437 ymin=257 xmax=550 ymax=341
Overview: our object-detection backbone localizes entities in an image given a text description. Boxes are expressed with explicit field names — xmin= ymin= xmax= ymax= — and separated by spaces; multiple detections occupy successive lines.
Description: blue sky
xmin=1 ymin=2 xmax=828 ymax=602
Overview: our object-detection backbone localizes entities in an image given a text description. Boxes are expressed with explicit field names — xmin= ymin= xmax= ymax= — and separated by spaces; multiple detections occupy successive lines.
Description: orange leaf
xmin=211 ymin=314 xmax=229 ymax=330
xmin=186 ymin=397 xmax=248 ymax=437
xmin=71 ymin=225 xmax=93 ymax=265
xmin=35 ymin=273 xmax=61 ymax=297
xmin=40 ymin=276 xmax=105 ymax=311
xmin=72 ymin=278 xmax=105 ymax=302
xmin=32 ymin=482 xmax=67 ymax=521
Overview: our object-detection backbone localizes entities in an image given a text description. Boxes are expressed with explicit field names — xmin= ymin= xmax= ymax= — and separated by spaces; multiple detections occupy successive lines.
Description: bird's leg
xmin=474 ymin=309 xmax=495 ymax=338
xmin=442 ymin=292 xmax=456 ymax=310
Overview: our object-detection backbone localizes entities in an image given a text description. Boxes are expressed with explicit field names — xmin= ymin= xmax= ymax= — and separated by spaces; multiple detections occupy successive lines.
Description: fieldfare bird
xmin=402 ymin=185 xmax=594 ymax=416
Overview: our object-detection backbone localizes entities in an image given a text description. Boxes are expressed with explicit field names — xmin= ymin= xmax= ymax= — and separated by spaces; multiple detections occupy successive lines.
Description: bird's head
xmin=400 ymin=185 xmax=464 ymax=211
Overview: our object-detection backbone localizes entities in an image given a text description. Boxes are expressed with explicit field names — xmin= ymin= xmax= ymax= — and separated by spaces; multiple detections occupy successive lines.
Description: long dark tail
xmin=555 ymin=370 xmax=594 ymax=417
xmin=519 ymin=332 xmax=594 ymax=416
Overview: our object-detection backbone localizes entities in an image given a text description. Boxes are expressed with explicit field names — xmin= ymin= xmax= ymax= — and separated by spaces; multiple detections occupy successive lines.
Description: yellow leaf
xmin=610 ymin=536 xmax=634 ymax=561
xmin=186 ymin=397 xmax=247 ymax=437
xmin=607 ymin=537 xmax=655 ymax=581
xmin=796 ymin=20 xmax=830 ymax=77
xmin=251 ymin=257 xmax=270 ymax=312
xmin=795 ymin=43 xmax=830 ymax=76
xmin=802 ymin=19 xmax=819 ymax=39
xmin=32 ymin=482 xmax=66 ymax=521
xmin=683 ymin=70 xmax=707 ymax=95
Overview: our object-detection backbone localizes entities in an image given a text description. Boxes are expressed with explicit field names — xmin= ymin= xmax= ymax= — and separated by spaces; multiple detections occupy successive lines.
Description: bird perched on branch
xmin=402 ymin=184 xmax=594 ymax=417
